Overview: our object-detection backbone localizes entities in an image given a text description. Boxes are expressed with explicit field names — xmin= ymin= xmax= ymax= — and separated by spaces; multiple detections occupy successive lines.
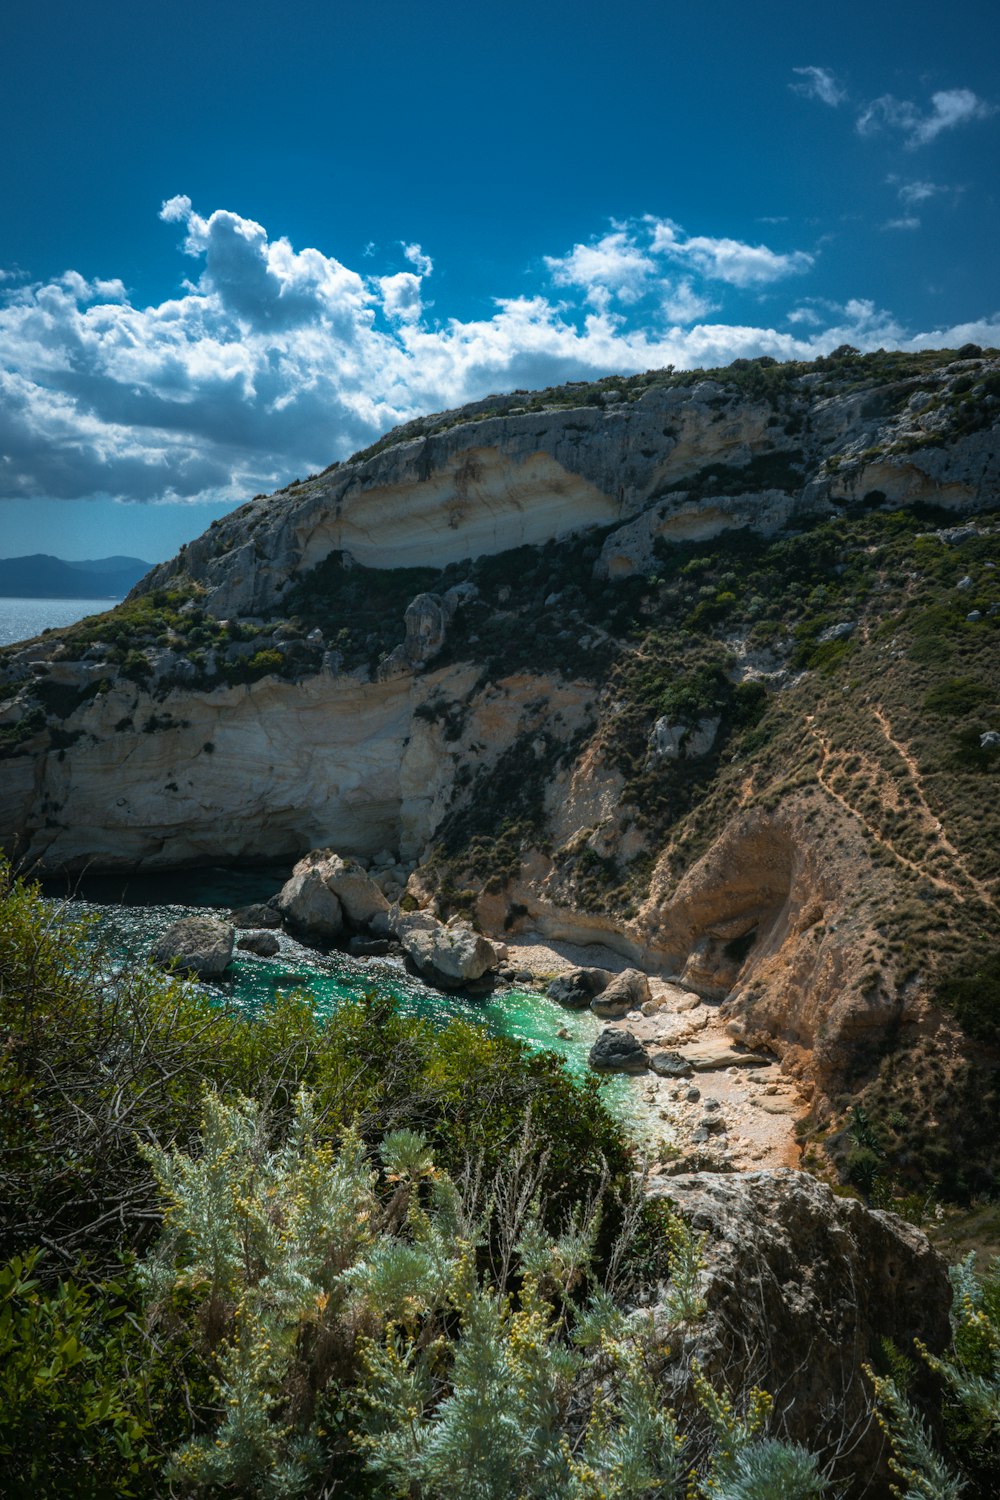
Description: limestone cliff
xmin=2 ymin=345 xmax=999 ymax=1194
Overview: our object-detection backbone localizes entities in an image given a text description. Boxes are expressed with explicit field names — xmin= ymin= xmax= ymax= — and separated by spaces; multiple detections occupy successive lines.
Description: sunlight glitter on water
xmin=48 ymin=865 xmax=645 ymax=1128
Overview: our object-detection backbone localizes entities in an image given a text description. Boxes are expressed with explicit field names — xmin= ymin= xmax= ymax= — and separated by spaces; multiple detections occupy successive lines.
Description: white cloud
xmin=893 ymin=178 xmax=945 ymax=206
xmin=661 ymin=280 xmax=717 ymax=324
xmin=544 ymin=231 xmax=656 ymax=309
xmin=0 ymin=199 xmax=996 ymax=511
xmin=791 ymin=66 xmax=846 ymax=108
xmin=883 ymin=216 xmax=922 ymax=231
xmin=858 ymin=88 xmax=995 ymax=147
xmin=379 ymin=271 xmax=423 ymax=321
xmin=648 ymin=219 xmax=814 ymax=287
xmin=403 ymin=242 xmax=433 ymax=276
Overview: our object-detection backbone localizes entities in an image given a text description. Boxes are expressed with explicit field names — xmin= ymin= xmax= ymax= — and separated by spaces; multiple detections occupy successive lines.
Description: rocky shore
xmin=149 ymin=844 xmax=806 ymax=1173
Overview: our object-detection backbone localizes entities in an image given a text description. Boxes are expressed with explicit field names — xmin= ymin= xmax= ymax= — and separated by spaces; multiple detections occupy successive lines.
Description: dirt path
xmin=871 ymin=706 xmax=998 ymax=911
xmin=806 ymin=717 xmax=974 ymax=904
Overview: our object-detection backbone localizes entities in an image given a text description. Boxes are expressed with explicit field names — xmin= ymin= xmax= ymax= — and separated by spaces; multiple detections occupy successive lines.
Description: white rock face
xmin=647 ymin=716 xmax=719 ymax=762
xmin=3 ymin=360 xmax=998 ymax=887
xmin=595 ymin=489 xmax=802 ymax=579
xmin=137 ymin=388 xmax=789 ymax=617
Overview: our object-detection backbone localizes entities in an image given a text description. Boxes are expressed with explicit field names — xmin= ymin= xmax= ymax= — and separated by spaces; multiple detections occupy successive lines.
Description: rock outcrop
xmin=654 ymin=1169 xmax=952 ymax=1490
xmin=546 ymin=966 xmax=613 ymax=1008
xmin=277 ymin=858 xmax=345 ymax=941
xmin=277 ymin=849 xmax=390 ymax=941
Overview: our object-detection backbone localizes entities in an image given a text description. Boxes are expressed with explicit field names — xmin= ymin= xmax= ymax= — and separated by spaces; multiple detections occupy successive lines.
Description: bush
xmin=0 ymin=1251 xmax=157 ymax=1497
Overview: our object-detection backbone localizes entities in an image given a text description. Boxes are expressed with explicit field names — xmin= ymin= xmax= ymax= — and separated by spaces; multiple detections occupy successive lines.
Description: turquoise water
xmin=50 ymin=865 xmax=635 ymax=1117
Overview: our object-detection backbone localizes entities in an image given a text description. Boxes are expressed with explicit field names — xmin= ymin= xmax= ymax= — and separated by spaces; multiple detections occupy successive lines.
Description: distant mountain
xmin=0 ymin=553 xmax=151 ymax=599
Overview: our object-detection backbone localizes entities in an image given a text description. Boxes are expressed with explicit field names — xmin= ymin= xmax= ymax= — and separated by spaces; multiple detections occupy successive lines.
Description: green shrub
xmin=924 ymin=678 xmax=993 ymax=716
xmin=0 ymin=1251 xmax=157 ymax=1498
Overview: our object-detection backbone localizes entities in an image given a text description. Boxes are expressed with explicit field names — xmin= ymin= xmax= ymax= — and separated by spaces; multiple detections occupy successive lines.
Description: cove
xmin=45 ymin=863 xmax=640 ymax=1122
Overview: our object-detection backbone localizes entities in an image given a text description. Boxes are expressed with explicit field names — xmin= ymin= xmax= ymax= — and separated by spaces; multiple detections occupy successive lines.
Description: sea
xmin=0 ymin=596 xmax=113 ymax=648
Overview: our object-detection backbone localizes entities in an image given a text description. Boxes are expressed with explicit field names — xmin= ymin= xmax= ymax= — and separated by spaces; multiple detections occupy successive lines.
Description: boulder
xmin=347 ymin=935 xmax=393 ymax=957
xmin=395 ymin=910 xmax=499 ymax=990
xmin=278 ymin=850 xmax=389 ymax=937
xmin=588 ymin=1028 xmax=648 ymax=1073
xmin=649 ymin=1050 xmax=694 ymax=1078
xmin=546 ymin=966 xmax=613 ymax=1008
xmin=152 ymin=915 xmax=234 ymax=979
xmin=590 ymin=968 xmax=651 ymax=1017
xmin=683 ymin=1040 xmax=772 ymax=1071
xmin=403 ymin=593 xmax=449 ymax=663
xmin=685 ymin=716 xmax=720 ymax=757
xmin=277 ymin=862 xmax=344 ymax=941
xmin=651 ymin=1170 xmax=952 ymax=1489
xmin=231 ymin=902 xmax=283 ymax=928
xmin=319 ymin=853 xmax=391 ymax=928
xmin=237 ymin=930 xmax=280 ymax=957
xmin=648 ymin=719 xmax=685 ymax=761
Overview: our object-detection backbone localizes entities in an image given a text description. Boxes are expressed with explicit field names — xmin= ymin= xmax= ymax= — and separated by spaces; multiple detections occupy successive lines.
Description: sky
xmin=1 ymin=0 xmax=998 ymax=562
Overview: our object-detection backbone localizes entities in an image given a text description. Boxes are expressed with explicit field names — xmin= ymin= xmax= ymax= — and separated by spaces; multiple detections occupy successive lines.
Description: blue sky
xmin=1 ymin=0 xmax=997 ymax=561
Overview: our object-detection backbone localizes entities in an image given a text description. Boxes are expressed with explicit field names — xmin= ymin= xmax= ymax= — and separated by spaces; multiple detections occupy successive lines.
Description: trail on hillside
xmin=871 ymin=706 xmax=999 ymax=912
xmin=805 ymin=716 xmax=979 ymax=907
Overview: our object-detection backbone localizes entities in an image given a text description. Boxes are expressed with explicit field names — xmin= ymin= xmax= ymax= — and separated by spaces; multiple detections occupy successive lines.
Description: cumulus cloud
xmin=661 ymin=280 xmax=718 ymax=324
xmin=858 ymin=88 xmax=995 ymax=147
xmin=379 ymin=271 xmax=423 ymax=321
xmin=0 ymin=199 xmax=997 ymax=511
xmin=648 ymin=219 xmax=814 ymax=287
xmin=544 ymin=231 xmax=656 ymax=309
xmin=791 ymin=66 xmax=846 ymax=108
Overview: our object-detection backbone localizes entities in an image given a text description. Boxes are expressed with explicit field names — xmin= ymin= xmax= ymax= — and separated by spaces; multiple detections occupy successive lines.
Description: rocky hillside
xmin=2 ymin=343 xmax=1000 ymax=1196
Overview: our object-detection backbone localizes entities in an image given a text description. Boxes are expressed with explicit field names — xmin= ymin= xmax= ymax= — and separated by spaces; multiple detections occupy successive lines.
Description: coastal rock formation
xmin=277 ymin=860 xmax=344 ymax=941
xmin=394 ymin=909 xmax=500 ymax=989
xmin=655 ymin=1169 xmax=953 ymax=1487
xmin=590 ymin=967 xmax=651 ymax=1017
xmin=237 ymin=930 xmax=281 ymax=957
xmin=546 ymin=966 xmax=613 ymax=1008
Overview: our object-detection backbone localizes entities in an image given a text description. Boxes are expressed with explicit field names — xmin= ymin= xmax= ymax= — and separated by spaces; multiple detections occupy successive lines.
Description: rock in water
xmin=546 ymin=966 xmax=613 ymax=1008
xmin=152 ymin=915 xmax=234 ymax=978
xmin=237 ymin=930 xmax=280 ymax=957
xmin=230 ymin=902 xmax=283 ymax=929
xmin=652 ymin=1169 xmax=952 ymax=1487
xmin=278 ymin=849 xmax=389 ymax=936
xmin=277 ymin=862 xmax=344 ymax=941
xmin=395 ymin=910 xmax=499 ymax=989
xmin=588 ymin=1028 xmax=648 ymax=1073
xmin=318 ymin=852 xmax=390 ymax=928
xmin=590 ymin=968 xmax=651 ymax=1017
